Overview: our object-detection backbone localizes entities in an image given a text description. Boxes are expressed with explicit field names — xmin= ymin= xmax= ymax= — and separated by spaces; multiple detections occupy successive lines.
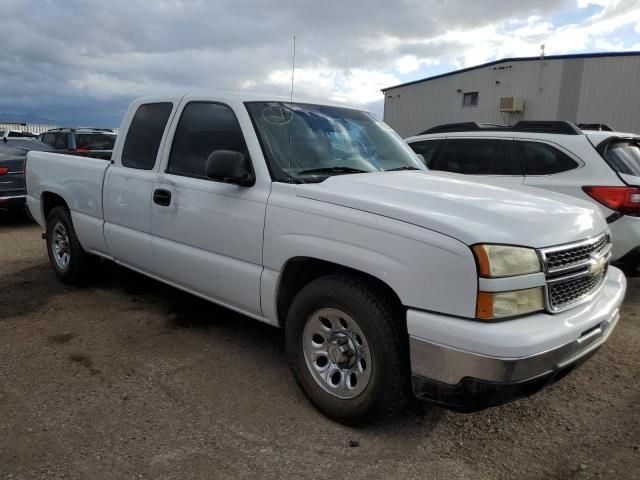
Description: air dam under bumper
xmin=408 ymin=266 xmax=626 ymax=412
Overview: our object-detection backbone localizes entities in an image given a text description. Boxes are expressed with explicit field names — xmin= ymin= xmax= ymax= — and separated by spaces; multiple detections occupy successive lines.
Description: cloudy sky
xmin=1 ymin=0 xmax=639 ymax=127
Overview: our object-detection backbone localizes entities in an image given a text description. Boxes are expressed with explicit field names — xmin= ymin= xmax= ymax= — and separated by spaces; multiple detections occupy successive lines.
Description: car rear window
xmin=604 ymin=141 xmax=640 ymax=176
xmin=76 ymin=133 xmax=116 ymax=150
xmin=519 ymin=141 xmax=579 ymax=175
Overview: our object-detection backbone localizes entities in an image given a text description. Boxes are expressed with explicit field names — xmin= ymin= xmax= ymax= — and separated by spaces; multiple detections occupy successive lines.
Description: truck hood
xmin=294 ymin=171 xmax=606 ymax=248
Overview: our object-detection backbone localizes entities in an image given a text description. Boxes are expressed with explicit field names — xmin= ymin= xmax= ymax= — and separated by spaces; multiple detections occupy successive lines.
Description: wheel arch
xmin=41 ymin=191 xmax=70 ymax=221
xmin=275 ymin=256 xmax=404 ymax=329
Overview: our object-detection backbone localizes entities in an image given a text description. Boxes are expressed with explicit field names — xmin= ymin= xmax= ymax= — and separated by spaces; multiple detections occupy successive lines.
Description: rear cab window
xmin=121 ymin=103 xmax=173 ymax=170
xmin=432 ymin=138 xmax=521 ymax=175
xmin=603 ymin=140 xmax=640 ymax=176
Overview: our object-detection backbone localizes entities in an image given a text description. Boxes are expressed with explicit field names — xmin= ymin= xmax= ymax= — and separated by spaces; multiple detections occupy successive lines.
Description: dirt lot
xmin=0 ymin=212 xmax=639 ymax=480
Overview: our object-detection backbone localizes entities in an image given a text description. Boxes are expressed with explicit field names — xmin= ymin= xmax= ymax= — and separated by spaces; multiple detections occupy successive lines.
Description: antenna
xmin=290 ymin=35 xmax=296 ymax=105
xmin=287 ymin=35 xmax=296 ymax=183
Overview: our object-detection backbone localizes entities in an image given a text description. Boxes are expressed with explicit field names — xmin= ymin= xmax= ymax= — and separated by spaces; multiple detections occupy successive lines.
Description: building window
xmin=462 ymin=92 xmax=478 ymax=107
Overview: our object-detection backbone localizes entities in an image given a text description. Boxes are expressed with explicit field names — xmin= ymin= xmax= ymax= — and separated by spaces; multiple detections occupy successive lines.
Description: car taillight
xmin=73 ymin=147 xmax=91 ymax=153
xmin=0 ymin=167 xmax=8 ymax=176
xmin=582 ymin=186 xmax=640 ymax=215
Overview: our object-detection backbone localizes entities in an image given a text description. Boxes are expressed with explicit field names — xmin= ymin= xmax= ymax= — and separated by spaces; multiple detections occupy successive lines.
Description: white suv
xmin=406 ymin=121 xmax=640 ymax=271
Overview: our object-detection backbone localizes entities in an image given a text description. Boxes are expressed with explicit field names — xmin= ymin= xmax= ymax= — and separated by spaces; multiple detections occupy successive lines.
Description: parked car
xmin=26 ymin=94 xmax=626 ymax=425
xmin=406 ymin=121 xmax=640 ymax=271
xmin=0 ymin=138 xmax=52 ymax=211
xmin=37 ymin=128 xmax=116 ymax=160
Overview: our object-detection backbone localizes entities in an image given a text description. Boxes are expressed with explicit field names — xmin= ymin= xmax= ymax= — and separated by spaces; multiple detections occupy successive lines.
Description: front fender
xmin=261 ymin=185 xmax=478 ymax=324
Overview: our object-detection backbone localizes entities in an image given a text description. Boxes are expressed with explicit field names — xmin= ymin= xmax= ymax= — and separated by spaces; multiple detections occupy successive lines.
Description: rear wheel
xmin=285 ymin=274 xmax=411 ymax=426
xmin=45 ymin=206 xmax=93 ymax=285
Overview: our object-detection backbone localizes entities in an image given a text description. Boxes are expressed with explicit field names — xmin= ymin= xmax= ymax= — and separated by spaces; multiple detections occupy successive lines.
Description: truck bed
xmin=26 ymin=151 xmax=110 ymax=230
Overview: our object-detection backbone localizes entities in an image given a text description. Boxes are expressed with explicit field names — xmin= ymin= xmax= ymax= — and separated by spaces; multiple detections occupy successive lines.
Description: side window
xmin=42 ymin=133 xmax=56 ymax=147
xmin=409 ymin=140 xmax=443 ymax=168
xmin=519 ymin=141 xmax=579 ymax=175
xmin=168 ymin=102 xmax=249 ymax=179
xmin=54 ymin=133 xmax=68 ymax=149
xmin=122 ymin=102 xmax=173 ymax=170
xmin=432 ymin=139 xmax=521 ymax=175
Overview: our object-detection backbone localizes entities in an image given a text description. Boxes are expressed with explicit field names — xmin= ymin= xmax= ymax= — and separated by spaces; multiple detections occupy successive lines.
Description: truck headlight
xmin=472 ymin=244 xmax=541 ymax=278
xmin=476 ymin=287 xmax=545 ymax=320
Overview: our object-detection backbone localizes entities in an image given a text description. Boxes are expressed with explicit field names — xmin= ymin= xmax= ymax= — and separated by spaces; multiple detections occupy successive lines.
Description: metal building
xmin=382 ymin=51 xmax=640 ymax=138
xmin=0 ymin=122 xmax=60 ymax=135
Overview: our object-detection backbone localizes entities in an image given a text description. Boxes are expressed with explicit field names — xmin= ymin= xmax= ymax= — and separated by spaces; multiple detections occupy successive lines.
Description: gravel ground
xmin=1 ymin=212 xmax=639 ymax=480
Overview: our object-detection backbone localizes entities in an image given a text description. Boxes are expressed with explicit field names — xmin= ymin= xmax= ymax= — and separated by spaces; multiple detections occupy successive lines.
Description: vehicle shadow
xmin=90 ymin=261 xmax=446 ymax=432
xmin=93 ymin=260 xmax=284 ymax=344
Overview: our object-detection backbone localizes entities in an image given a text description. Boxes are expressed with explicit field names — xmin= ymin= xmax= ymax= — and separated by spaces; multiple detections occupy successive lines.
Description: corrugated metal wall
xmin=0 ymin=123 xmax=120 ymax=135
xmin=576 ymin=56 xmax=640 ymax=132
xmin=383 ymin=55 xmax=640 ymax=137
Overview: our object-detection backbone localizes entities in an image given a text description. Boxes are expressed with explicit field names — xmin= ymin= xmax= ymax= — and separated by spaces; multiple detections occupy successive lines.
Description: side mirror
xmin=206 ymin=150 xmax=254 ymax=187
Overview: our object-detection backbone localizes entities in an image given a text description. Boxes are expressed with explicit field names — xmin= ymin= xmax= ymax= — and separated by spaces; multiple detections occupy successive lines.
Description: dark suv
xmin=38 ymin=128 xmax=116 ymax=160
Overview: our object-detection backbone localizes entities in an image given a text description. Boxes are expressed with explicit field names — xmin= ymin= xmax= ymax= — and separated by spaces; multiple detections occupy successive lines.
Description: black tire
xmin=285 ymin=274 xmax=411 ymax=426
xmin=45 ymin=206 xmax=93 ymax=285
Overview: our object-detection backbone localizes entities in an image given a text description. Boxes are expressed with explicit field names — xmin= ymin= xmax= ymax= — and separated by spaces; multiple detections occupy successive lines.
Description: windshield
xmin=246 ymin=102 xmax=425 ymax=182
xmin=604 ymin=140 xmax=640 ymax=176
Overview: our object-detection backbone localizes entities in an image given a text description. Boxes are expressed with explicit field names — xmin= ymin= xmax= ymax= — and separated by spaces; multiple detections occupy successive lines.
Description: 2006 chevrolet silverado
xmin=26 ymin=93 xmax=626 ymax=425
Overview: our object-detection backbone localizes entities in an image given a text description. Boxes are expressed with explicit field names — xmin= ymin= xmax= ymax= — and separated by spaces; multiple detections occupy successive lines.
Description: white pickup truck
xmin=26 ymin=93 xmax=626 ymax=425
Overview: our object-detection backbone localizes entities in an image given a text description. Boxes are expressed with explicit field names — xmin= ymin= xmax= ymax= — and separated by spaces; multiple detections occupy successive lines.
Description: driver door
xmin=150 ymin=100 xmax=269 ymax=317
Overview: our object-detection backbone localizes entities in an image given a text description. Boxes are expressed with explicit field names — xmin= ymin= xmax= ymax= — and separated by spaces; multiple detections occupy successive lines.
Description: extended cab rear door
xmin=104 ymin=100 xmax=177 ymax=271
xmin=149 ymin=97 xmax=270 ymax=318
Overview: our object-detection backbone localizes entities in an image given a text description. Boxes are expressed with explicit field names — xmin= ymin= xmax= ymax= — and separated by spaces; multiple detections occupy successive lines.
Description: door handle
xmin=153 ymin=188 xmax=172 ymax=206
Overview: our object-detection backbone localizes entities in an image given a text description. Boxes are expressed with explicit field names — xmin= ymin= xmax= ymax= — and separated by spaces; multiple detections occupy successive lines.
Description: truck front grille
xmin=539 ymin=233 xmax=611 ymax=313
xmin=547 ymin=269 xmax=607 ymax=310
xmin=544 ymin=234 xmax=609 ymax=273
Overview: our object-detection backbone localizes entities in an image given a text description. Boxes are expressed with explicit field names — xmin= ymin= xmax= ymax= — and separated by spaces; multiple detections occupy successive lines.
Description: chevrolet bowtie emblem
xmin=588 ymin=254 xmax=607 ymax=276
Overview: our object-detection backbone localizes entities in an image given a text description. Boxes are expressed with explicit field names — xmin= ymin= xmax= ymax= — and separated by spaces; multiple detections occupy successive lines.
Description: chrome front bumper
xmin=410 ymin=309 xmax=618 ymax=386
xmin=408 ymin=267 xmax=626 ymax=388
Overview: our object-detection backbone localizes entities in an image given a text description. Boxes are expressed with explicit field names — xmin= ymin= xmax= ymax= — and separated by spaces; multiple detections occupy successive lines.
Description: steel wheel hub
xmin=302 ymin=308 xmax=372 ymax=399
xmin=51 ymin=222 xmax=71 ymax=270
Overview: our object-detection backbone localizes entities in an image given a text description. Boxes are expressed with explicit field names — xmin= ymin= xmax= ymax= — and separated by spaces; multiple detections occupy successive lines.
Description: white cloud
xmin=577 ymin=0 xmax=614 ymax=7
xmin=0 ymin=0 xmax=638 ymax=125
xmin=264 ymin=67 xmax=400 ymax=105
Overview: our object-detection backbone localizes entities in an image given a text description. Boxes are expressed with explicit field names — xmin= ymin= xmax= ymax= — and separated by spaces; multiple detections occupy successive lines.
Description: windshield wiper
xmin=385 ymin=166 xmax=422 ymax=171
xmin=297 ymin=166 xmax=370 ymax=175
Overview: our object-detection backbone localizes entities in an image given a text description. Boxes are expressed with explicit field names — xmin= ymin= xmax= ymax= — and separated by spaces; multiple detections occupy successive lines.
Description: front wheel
xmin=45 ymin=206 xmax=93 ymax=285
xmin=285 ymin=274 xmax=411 ymax=426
